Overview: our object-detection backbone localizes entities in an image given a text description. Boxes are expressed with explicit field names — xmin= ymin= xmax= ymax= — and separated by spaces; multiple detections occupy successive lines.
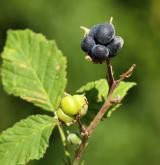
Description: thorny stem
xmin=57 ymin=122 xmax=71 ymax=165
xmin=72 ymin=62 xmax=136 ymax=165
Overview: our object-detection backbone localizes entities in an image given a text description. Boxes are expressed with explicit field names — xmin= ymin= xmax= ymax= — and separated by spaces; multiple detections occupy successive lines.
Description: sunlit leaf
xmin=1 ymin=29 xmax=67 ymax=112
xmin=0 ymin=115 xmax=56 ymax=165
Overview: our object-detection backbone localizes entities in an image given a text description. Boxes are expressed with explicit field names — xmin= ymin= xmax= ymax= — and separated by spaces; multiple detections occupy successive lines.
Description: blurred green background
xmin=0 ymin=0 xmax=160 ymax=165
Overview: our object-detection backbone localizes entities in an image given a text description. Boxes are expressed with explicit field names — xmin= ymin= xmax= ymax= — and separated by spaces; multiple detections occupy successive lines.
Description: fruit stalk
xmin=106 ymin=59 xmax=114 ymax=90
xmin=57 ymin=122 xmax=72 ymax=165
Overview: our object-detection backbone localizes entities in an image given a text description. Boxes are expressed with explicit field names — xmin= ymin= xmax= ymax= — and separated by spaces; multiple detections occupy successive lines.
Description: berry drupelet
xmin=81 ymin=36 xmax=96 ymax=55
xmin=94 ymin=23 xmax=115 ymax=45
xmin=91 ymin=45 xmax=109 ymax=63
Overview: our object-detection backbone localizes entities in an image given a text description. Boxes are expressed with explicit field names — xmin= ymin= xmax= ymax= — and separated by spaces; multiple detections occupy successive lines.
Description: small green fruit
xmin=61 ymin=95 xmax=80 ymax=115
xmin=56 ymin=108 xmax=74 ymax=123
xmin=67 ymin=133 xmax=82 ymax=145
xmin=73 ymin=95 xmax=88 ymax=116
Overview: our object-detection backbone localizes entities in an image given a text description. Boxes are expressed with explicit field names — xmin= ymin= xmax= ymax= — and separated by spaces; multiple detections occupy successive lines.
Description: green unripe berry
xmin=67 ymin=133 xmax=82 ymax=145
xmin=61 ymin=95 xmax=80 ymax=116
xmin=73 ymin=95 xmax=88 ymax=116
xmin=56 ymin=108 xmax=74 ymax=124
xmin=61 ymin=95 xmax=88 ymax=116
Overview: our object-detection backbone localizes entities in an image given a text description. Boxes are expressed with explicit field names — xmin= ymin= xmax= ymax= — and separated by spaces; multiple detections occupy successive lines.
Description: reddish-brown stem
xmin=87 ymin=64 xmax=136 ymax=136
xmin=76 ymin=114 xmax=87 ymax=135
xmin=106 ymin=59 xmax=115 ymax=90
xmin=73 ymin=135 xmax=88 ymax=165
xmin=72 ymin=63 xmax=136 ymax=165
xmin=87 ymin=91 xmax=114 ymax=136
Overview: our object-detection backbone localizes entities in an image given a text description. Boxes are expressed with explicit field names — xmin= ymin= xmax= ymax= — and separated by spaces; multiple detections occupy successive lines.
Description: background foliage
xmin=0 ymin=0 xmax=160 ymax=164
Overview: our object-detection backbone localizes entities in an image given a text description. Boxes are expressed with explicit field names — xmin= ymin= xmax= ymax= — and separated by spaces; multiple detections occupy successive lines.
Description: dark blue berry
xmin=94 ymin=23 xmax=115 ymax=45
xmin=81 ymin=36 xmax=96 ymax=54
xmin=91 ymin=44 xmax=109 ymax=63
xmin=107 ymin=36 xmax=124 ymax=57
xmin=88 ymin=24 xmax=100 ymax=38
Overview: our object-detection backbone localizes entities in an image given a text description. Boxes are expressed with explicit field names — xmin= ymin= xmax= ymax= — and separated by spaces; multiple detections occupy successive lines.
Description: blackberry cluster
xmin=81 ymin=23 xmax=124 ymax=63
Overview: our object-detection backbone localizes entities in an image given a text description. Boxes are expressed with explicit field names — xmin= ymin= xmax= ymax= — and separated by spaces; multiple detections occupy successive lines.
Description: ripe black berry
xmin=91 ymin=44 xmax=109 ymax=63
xmin=88 ymin=24 xmax=99 ymax=38
xmin=94 ymin=23 xmax=115 ymax=45
xmin=81 ymin=36 xmax=96 ymax=55
xmin=107 ymin=36 xmax=124 ymax=57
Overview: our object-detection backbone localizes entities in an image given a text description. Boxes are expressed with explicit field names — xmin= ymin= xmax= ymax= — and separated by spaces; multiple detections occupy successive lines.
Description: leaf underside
xmin=77 ymin=79 xmax=136 ymax=124
xmin=1 ymin=29 xmax=67 ymax=112
xmin=0 ymin=115 xmax=56 ymax=165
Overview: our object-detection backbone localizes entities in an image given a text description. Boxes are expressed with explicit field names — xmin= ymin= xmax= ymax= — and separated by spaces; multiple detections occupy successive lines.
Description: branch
xmin=106 ymin=59 xmax=114 ymax=90
xmin=119 ymin=64 xmax=136 ymax=81
xmin=76 ymin=114 xmax=87 ymax=135
xmin=72 ymin=63 xmax=136 ymax=164
xmin=108 ymin=64 xmax=136 ymax=96
xmin=87 ymin=64 xmax=136 ymax=135
xmin=72 ymin=115 xmax=88 ymax=165
xmin=73 ymin=135 xmax=88 ymax=165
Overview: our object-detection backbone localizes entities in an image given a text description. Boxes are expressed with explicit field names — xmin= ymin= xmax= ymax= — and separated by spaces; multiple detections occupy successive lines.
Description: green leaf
xmin=107 ymin=81 xmax=136 ymax=117
xmin=0 ymin=115 xmax=56 ymax=165
xmin=77 ymin=79 xmax=136 ymax=124
xmin=1 ymin=29 xmax=67 ymax=112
